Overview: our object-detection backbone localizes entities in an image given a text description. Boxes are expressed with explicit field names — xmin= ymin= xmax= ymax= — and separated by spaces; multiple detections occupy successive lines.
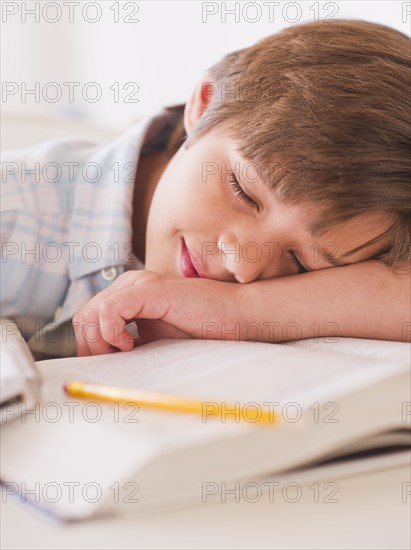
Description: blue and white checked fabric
xmin=1 ymin=107 xmax=179 ymax=358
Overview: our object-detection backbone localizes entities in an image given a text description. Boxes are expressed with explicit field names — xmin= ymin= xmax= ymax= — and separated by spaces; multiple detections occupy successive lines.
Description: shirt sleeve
xmin=1 ymin=141 xmax=77 ymax=335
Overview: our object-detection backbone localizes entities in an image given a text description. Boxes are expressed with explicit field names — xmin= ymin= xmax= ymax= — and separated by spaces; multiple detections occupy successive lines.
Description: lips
xmin=180 ymin=238 xmax=201 ymax=278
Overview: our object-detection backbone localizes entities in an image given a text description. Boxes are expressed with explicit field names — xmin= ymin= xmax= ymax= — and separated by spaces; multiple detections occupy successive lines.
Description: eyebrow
xmin=318 ymin=243 xmax=390 ymax=268
xmin=319 ymin=248 xmax=347 ymax=267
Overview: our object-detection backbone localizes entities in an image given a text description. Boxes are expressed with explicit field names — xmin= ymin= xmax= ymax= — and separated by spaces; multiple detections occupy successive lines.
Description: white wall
xmin=1 ymin=1 xmax=410 ymax=132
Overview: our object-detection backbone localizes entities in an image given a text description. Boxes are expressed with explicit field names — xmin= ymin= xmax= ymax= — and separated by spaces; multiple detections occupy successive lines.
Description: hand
xmin=72 ymin=270 xmax=242 ymax=356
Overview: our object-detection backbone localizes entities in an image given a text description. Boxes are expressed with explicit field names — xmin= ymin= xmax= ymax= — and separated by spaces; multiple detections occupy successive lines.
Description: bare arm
xmin=73 ymin=259 xmax=410 ymax=355
xmin=239 ymin=260 xmax=410 ymax=343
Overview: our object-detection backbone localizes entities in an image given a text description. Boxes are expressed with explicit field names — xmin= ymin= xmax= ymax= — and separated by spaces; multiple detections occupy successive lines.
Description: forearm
xmin=71 ymin=262 xmax=410 ymax=355
xmin=238 ymin=261 xmax=410 ymax=343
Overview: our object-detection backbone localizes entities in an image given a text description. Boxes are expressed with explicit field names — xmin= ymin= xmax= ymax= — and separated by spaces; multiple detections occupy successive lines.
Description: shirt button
xmin=101 ymin=266 xmax=118 ymax=281
xmin=54 ymin=306 xmax=63 ymax=322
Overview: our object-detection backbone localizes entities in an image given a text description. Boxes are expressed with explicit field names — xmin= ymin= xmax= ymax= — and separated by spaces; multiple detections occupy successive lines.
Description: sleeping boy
xmin=1 ymin=19 xmax=410 ymax=359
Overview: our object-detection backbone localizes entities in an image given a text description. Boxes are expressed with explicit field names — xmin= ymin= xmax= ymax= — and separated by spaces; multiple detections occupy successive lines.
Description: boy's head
xmin=143 ymin=19 xmax=410 ymax=281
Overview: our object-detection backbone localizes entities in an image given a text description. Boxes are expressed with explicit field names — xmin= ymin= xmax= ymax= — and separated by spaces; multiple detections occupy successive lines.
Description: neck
xmin=131 ymin=150 xmax=169 ymax=264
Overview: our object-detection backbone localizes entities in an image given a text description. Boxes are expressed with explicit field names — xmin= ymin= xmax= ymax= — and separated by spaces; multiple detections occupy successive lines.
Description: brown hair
xmin=180 ymin=19 xmax=411 ymax=273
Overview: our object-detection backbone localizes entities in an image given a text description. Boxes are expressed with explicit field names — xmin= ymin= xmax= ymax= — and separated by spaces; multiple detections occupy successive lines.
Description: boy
xmin=1 ymin=19 xmax=410 ymax=359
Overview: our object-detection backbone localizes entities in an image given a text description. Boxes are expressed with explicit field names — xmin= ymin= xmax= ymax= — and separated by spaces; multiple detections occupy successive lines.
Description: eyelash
xmin=289 ymin=251 xmax=308 ymax=274
xmin=228 ymin=172 xmax=258 ymax=210
xmin=228 ymin=173 xmax=308 ymax=274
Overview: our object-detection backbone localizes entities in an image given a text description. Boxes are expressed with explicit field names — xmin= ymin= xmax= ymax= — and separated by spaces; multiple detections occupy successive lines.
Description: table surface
xmin=1 ymin=462 xmax=410 ymax=550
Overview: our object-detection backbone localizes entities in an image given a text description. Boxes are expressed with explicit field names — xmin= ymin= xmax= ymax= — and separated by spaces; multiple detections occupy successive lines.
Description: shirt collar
xmin=67 ymin=107 xmax=179 ymax=281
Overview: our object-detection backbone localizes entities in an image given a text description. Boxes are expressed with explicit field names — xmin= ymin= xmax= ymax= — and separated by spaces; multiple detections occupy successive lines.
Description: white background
xmin=1 ymin=1 xmax=410 ymax=132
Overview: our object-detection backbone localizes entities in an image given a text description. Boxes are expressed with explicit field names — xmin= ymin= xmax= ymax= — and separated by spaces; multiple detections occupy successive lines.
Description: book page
xmin=283 ymin=336 xmax=410 ymax=362
xmin=37 ymin=338 xmax=409 ymax=407
xmin=0 ymin=319 xmax=42 ymax=422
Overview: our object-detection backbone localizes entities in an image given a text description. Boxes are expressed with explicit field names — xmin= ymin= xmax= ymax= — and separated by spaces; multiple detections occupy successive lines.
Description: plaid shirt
xmin=1 ymin=107 xmax=181 ymax=359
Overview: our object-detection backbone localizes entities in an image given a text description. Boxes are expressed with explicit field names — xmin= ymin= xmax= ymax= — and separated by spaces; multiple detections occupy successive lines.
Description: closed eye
xmin=289 ymin=251 xmax=309 ymax=274
xmin=228 ymin=172 xmax=258 ymax=210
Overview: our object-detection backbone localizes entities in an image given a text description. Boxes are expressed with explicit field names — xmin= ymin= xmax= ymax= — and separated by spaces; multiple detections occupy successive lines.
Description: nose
xmin=218 ymin=235 xmax=281 ymax=283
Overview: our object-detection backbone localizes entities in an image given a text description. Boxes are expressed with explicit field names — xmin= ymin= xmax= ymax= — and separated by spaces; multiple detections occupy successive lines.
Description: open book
xmin=0 ymin=320 xmax=410 ymax=522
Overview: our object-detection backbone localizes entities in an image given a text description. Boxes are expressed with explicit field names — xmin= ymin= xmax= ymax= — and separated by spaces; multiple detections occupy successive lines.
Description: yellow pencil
xmin=64 ymin=381 xmax=280 ymax=426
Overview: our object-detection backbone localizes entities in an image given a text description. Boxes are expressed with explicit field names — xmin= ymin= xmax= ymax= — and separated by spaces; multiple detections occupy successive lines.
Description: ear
xmin=183 ymin=77 xmax=216 ymax=134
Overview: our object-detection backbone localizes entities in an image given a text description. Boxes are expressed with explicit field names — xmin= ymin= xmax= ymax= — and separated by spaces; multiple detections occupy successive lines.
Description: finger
xmin=74 ymin=309 xmax=136 ymax=356
xmin=72 ymin=317 xmax=93 ymax=356
xmin=72 ymin=271 xmax=146 ymax=356
xmin=97 ymin=285 xmax=170 ymax=350
xmin=73 ymin=316 xmax=119 ymax=356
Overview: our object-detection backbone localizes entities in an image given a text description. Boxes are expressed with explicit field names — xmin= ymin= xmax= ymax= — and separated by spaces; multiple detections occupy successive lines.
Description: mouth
xmin=180 ymin=238 xmax=202 ymax=278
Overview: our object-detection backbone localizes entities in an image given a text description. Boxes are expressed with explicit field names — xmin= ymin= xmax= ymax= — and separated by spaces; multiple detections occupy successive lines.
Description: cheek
xmin=160 ymin=165 xmax=223 ymax=222
xmin=145 ymin=165 xmax=199 ymax=235
xmin=152 ymin=137 xmax=232 ymax=233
